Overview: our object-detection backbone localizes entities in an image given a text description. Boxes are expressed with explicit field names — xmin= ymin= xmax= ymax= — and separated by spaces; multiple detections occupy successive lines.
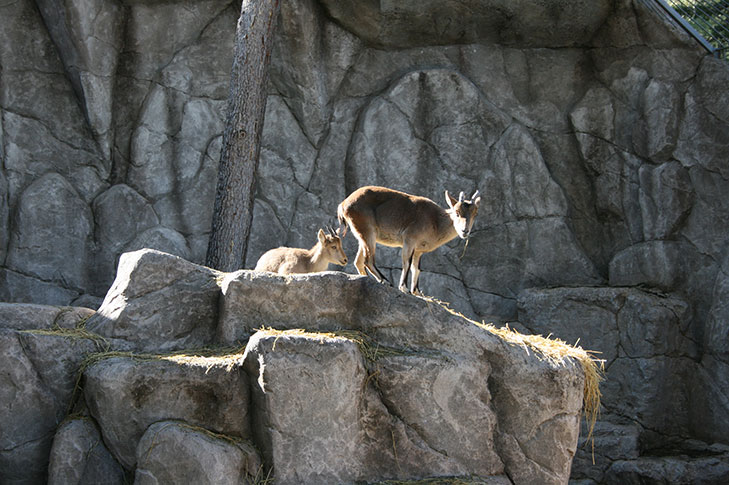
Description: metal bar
xmin=656 ymin=0 xmax=719 ymax=54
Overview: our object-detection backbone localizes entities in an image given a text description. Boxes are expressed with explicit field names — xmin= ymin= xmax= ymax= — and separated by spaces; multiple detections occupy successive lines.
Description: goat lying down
xmin=337 ymin=186 xmax=481 ymax=294
xmin=254 ymin=227 xmax=348 ymax=275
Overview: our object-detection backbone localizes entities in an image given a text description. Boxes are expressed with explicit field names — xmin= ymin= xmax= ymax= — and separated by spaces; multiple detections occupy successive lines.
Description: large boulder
xmin=6 ymin=173 xmax=94 ymax=291
xmin=0 ymin=303 xmax=94 ymax=331
xmin=221 ymin=269 xmax=585 ymax=484
xmin=0 ymin=329 xmax=103 ymax=484
xmin=135 ymin=421 xmax=261 ymax=485
xmin=86 ymin=249 xmax=222 ymax=351
xmin=516 ymin=286 xmax=702 ymax=481
xmin=83 ymin=352 xmax=250 ymax=469
xmin=47 ymin=417 xmax=125 ymax=485
xmin=0 ymin=251 xmax=592 ymax=484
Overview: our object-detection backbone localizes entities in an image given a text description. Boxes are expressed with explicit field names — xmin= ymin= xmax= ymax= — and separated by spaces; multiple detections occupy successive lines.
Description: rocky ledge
xmin=0 ymin=249 xmax=598 ymax=484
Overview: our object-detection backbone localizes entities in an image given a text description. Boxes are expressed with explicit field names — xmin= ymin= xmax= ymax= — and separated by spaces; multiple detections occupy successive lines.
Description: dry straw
xmin=256 ymin=327 xmax=408 ymax=362
xmin=374 ymin=477 xmax=495 ymax=484
xmin=420 ymin=295 xmax=604 ymax=446
xmin=20 ymin=326 xmax=111 ymax=352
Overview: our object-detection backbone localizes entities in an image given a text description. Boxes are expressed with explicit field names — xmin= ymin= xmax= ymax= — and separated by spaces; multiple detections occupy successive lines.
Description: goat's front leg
xmin=399 ymin=244 xmax=414 ymax=293
xmin=410 ymin=251 xmax=424 ymax=295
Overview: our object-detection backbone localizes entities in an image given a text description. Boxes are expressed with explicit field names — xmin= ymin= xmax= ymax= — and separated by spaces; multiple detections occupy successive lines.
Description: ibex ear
xmin=317 ymin=228 xmax=326 ymax=243
xmin=445 ymin=190 xmax=457 ymax=209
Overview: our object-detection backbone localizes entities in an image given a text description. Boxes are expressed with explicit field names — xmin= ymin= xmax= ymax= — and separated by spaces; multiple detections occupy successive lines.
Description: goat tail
xmin=336 ymin=203 xmax=348 ymax=238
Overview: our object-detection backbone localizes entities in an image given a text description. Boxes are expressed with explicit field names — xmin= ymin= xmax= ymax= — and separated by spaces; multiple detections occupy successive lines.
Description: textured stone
xmin=135 ymin=421 xmax=261 ymax=485
xmin=47 ymin=417 xmax=125 ymax=485
xmin=83 ymin=353 xmax=250 ymax=469
xmin=0 ymin=303 xmax=94 ymax=331
xmin=516 ymin=286 xmax=701 ymax=476
xmin=6 ymin=173 xmax=93 ymax=290
xmin=124 ymin=226 xmax=191 ymax=262
xmin=93 ymin=184 xmax=159 ymax=287
xmin=349 ymin=69 xmax=510 ymax=197
xmin=222 ymin=269 xmax=583 ymax=484
xmin=0 ymin=170 xmax=7 ymax=265
xmin=34 ymin=0 xmax=123 ymax=160
xmin=608 ymin=240 xmax=683 ymax=290
xmin=86 ymin=249 xmax=221 ymax=352
xmin=572 ymin=422 xmax=641 ymax=483
xmin=604 ymin=451 xmax=729 ymax=485
xmin=0 ymin=329 xmax=102 ymax=484
xmin=0 ymin=268 xmax=80 ymax=306
xmin=676 ymin=57 xmax=729 ymax=179
xmin=638 ymin=161 xmax=693 ymax=240
xmin=636 ymin=79 xmax=681 ymax=160
xmin=319 ymin=0 xmax=612 ymax=48
xmin=518 ymin=287 xmax=692 ymax=363
xmin=3 ymin=0 xmax=729 ymax=480
xmin=244 ymin=330 xmax=509 ymax=483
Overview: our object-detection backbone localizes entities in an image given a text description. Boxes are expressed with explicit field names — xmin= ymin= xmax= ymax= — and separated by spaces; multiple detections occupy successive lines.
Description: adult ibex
xmin=337 ymin=186 xmax=481 ymax=294
xmin=254 ymin=227 xmax=348 ymax=275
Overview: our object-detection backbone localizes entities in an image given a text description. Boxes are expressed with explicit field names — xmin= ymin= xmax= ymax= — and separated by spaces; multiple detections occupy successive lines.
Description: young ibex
xmin=337 ymin=186 xmax=481 ymax=294
xmin=254 ymin=227 xmax=348 ymax=275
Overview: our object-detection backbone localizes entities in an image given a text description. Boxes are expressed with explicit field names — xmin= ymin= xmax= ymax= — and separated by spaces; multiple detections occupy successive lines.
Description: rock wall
xmin=2 ymin=0 xmax=729 ymax=482
xmin=1 ymin=249 xmax=587 ymax=484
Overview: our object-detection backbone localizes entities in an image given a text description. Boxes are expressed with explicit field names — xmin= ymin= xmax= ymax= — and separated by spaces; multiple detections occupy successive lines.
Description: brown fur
xmin=337 ymin=186 xmax=480 ymax=294
xmin=254 ymin=228 xmax=348 ymax=275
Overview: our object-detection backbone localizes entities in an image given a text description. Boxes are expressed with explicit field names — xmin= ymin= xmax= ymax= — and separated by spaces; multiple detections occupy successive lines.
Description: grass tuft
xmin=20 ymin=326 xmax=110 ymax=352
xmin=419 ymin=295 xmax=604 ymax=447
xmin=372 ymin=477 xmax=494 ymax=485
xmin=69 ymin=345 xmax=248 ymax=415
xmin=255 ymin=327 xmax=409 ymax=362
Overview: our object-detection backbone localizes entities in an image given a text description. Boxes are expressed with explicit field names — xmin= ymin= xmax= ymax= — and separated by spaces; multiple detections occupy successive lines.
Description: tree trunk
xmin=205 ymin=0 xmax=281 ymax=271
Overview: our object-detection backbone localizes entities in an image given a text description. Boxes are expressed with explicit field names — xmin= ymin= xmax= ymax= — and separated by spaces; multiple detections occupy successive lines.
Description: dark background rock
xmin=83 ymin=353 xmax=251 ymax=469
xmin=48 ymin=417 xmax=125 ymax=485
xmin=0 ymin=329 xmax=103 ymax=484
xmin=134 ymin=421 xmax=260 ymax=485
xmin=2 ymin=0 xmax=729 ymax=482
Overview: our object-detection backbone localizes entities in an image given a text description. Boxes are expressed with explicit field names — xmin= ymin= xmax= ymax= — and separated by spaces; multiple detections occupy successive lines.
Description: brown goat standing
xmin=254 ymin=228 xmax=348 ymax=275
xmin=337 ymin=186 xmax=480 ymax=294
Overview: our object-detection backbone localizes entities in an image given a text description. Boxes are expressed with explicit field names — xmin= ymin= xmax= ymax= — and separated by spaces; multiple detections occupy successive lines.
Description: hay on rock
xmin=420 ymin=295 xmax=604 ymax=444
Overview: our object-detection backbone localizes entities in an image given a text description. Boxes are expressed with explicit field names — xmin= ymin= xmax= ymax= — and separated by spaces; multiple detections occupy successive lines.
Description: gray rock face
xmin=517 ymin=286 xmax=701 ymax=481
xmin=6 ymin=173 xmax=93 ymax=291
xmin=3 ymin=0 xmax=729 ymax=481
xmin=1 ymin=253 xmax=589 ymax=484
xmin=223 ymin=269 xmax=583 ymax=484
xmin=0 ymin=303 xmax=94 ymax=331
xmin=244 ymin=331 xmax=508 ymax=484
xmin=0 ymin=329 xmax=103 ymax=484
xmin=92 ymin=184 xmax=159 ymax=288
xmin=83 ymin=353 xmax=250 ymax=469
xmin=319 ymin=0 xmax=613 ymax=48
xmin=86 ymin=249 xmax=222 ymax=352
xmin=135 ymin=421 xmax=261 ymax=485
xmin=47 ymin=418 xmax=125 ymax=485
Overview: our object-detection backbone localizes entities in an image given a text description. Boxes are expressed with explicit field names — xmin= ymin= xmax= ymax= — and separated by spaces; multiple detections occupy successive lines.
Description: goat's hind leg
xmin=365 ymin=248 xmax=390 ymax=286
xmin=352 ymin=230 xmax=390 ymax=286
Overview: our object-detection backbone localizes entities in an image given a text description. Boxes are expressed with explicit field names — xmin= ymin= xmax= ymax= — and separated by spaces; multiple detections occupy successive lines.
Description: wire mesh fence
xmin=666 ymin=0 xmax=729 ymax=59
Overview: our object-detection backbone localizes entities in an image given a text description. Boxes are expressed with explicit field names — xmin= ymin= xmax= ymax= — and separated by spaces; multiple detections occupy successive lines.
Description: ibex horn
xmin=471 ymin=190 xmax=480 ymax=200
xmin=458 ymin=191 xmax=465 ymax=203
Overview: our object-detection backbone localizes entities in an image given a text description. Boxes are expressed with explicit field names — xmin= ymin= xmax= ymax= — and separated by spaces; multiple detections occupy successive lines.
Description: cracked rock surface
xmin=2 ymin=0 xmax=729 ymax=482
xmin=1 ymin=249 xmax=586 ymax=483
